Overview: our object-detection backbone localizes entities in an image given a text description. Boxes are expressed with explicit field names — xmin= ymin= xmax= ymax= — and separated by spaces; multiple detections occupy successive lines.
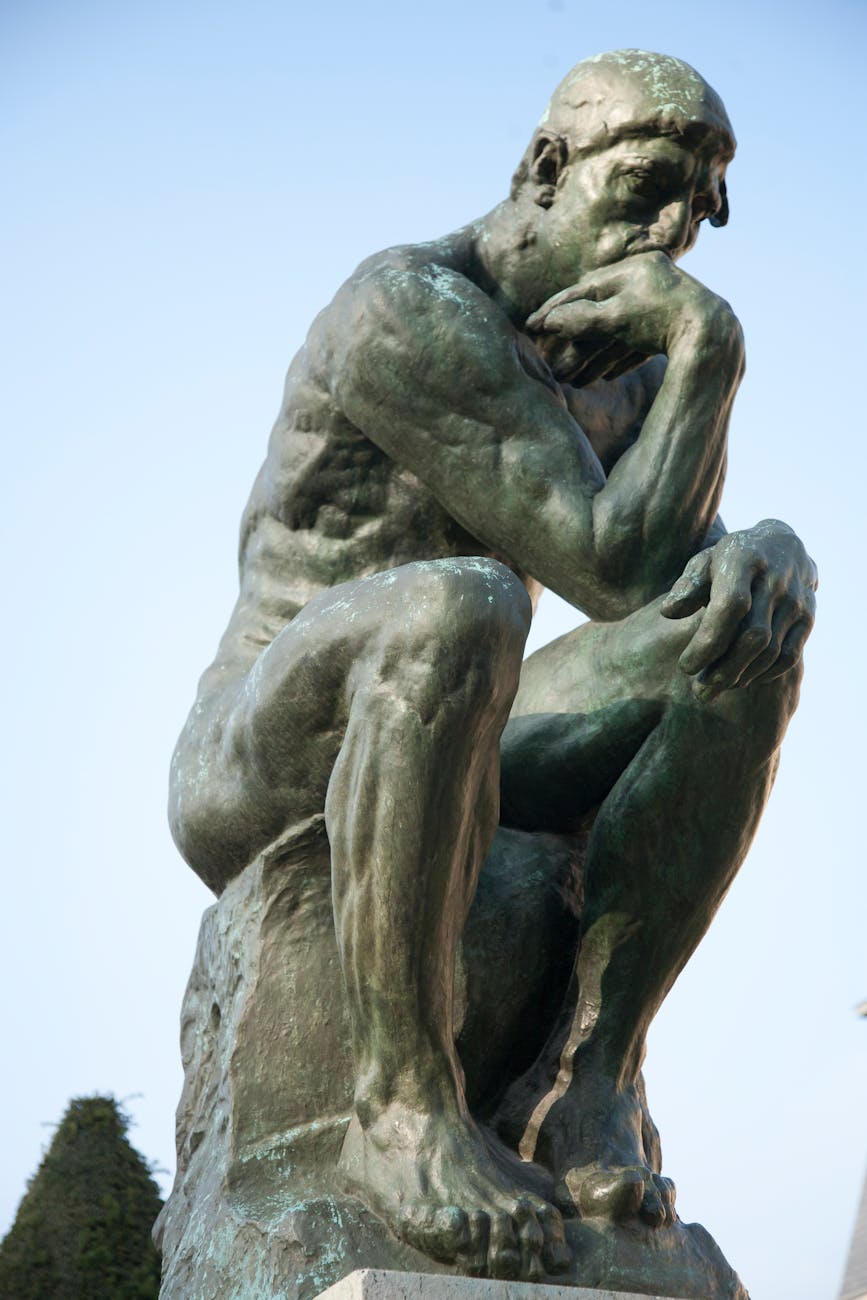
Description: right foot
xmin=337 ymin=1102 xmax=571 ymax=1279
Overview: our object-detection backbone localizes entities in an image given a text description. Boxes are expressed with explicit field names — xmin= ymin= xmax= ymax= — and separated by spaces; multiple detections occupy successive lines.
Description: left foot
xmin=559 ymin=1161 xmax=676 ymax=1226
xmin=526 ymin=1075 xmax=677 ymax=1228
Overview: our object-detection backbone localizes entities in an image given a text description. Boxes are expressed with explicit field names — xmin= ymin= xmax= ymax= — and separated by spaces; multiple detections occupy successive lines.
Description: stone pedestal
xmin=155 ymin=820 xmax=748 ymax=1300
xmin=317 ymin=1271 xmax=685 ymax=1300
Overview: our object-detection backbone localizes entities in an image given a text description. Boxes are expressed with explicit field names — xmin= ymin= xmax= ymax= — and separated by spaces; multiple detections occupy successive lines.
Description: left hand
xmin=660 ymin=521 xmax=818 ymax=698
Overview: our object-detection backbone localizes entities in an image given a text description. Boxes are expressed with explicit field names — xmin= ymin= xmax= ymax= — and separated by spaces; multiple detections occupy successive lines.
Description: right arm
xmin=322 ymin=255 xmax=741 ymax=620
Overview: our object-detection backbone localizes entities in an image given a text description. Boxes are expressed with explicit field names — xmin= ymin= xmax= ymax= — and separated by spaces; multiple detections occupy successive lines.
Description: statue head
xmin=508 ymin=51 xmax=735 ymax=284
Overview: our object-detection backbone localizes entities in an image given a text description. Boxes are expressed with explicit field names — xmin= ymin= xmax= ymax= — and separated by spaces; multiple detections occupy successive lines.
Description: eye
xmin=621 ymin=167 xmax=662 ymax=197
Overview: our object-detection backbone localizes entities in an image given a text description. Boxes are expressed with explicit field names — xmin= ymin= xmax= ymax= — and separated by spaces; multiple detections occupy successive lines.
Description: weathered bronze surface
xmin=157 ymin=50 xmax=816 ymax=1300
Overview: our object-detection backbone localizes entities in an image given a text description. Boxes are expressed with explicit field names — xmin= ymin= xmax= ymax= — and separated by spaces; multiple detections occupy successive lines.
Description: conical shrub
xmin=0 ymin=1095 xmax=163 ymax=1299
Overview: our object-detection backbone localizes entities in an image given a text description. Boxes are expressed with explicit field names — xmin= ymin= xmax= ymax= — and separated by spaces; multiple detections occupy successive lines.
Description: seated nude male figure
xmin=169 ymin=51 xmax=816 ymax=1282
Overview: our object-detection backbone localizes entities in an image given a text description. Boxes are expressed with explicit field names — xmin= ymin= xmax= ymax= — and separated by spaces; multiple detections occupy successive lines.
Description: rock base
xmin=155 ymin=820 xmax=748 ymax=1300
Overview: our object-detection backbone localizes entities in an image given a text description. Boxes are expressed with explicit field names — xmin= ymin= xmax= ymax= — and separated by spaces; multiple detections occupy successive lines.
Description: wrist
xmin=666 ymin=300 xmax=745 ymax=373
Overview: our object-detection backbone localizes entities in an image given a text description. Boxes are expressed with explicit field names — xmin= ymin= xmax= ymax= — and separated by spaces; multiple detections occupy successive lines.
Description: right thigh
xmin=168 ymin=607 xmax=353 ymax=895
xmin=169 ymin=557 xmax=530 ymax=892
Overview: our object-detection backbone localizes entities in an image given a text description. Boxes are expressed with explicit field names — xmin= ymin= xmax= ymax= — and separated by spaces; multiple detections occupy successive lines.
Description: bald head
xmin=542 ymin=51 xmax=734 ymax=154
xmin=512 ymin=50 xmax=735 ymax=225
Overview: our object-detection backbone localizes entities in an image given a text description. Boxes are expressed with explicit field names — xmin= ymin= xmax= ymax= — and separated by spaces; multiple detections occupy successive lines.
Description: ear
xmin=709 ymin=178 xmax=729 ymax=228
xmin=530 ymin=132 xmax=568 ymax=209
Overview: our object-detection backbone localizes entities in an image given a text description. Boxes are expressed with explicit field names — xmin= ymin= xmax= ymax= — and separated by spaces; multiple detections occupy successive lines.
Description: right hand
xmin=660 ymin=522 xmax=818 ymax=698
xmin=525 ymin=252 xmax=741 ymax=387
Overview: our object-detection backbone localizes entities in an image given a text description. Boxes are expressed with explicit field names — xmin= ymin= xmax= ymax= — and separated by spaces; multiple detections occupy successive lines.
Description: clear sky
xmin=2 ymin=2 xmax=865 ymax=1296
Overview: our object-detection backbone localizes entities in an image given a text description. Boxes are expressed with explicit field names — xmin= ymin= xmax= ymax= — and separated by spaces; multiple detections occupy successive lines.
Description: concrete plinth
xmin=316 ymin=1270 xmax=681 ymax=1300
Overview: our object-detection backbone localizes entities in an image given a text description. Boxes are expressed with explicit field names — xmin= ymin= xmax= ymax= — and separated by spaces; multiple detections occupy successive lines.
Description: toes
xmin=652 ymin=1174 xmax=677 ymax=1226
xmin=461 ymin=1210 xmax=490 ymax=1276
xmin=401 ymin=1205 xmax=470 ymax=1262
xmin=556 ymin=1164 xmax=676 ymax=1230
xmin=487 ymin=1211 xmax=522 ymax=1280
xmin=553 ymin=1177 xmax=580 ymax=1216
xmin=426 ymin=1202 xmax=563 ymax=1281
xmin=639 ymin=1180 xmax=666 ymax=1228
xmin=564 ymin=1166 xmax=644 ymax=1220
xmin=537 ymin=1205 xmax=571 ymax=1275
xmin=513 ymin=1200 xmax=545 ymax=1282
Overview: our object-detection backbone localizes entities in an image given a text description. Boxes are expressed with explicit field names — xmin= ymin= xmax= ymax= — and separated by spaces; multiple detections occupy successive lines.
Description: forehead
xmin=545 ymin=57 xmax=736 ymax=164
xmin=600 ymin=132 xmax=729 ymax=178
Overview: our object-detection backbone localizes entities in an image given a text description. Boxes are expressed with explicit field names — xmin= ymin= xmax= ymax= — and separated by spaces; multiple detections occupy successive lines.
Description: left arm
xmin=560 ymin=353 xmax=817 ymax=693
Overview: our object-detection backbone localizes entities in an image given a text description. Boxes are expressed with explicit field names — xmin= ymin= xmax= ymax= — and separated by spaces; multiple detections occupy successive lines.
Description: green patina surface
xmin=161 ymin=46 xmax=815 ymax=1300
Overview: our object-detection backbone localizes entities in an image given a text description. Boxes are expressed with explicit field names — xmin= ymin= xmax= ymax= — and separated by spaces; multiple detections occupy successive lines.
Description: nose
xmin=650 ymin=199 xmax=692 ymax=254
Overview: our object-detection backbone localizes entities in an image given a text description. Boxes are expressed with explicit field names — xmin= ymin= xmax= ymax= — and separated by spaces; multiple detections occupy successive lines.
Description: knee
xmin=720 ymin=655 xmax=803 ymax=734
xmin=684 ymin=656 xmax=804 ymax=758
xmin=366 ymin=558 xmax=532 ymax=708
xmin=392 ymin=557 xmax=530 ymax=656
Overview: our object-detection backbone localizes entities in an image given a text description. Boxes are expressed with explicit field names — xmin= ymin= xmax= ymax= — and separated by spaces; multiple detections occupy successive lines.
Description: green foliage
xmin=0 ymin=1096 xmax=163 ymax=1299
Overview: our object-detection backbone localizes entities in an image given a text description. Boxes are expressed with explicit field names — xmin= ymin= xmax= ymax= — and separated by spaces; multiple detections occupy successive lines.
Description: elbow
xmin=584 ymin=501 xmax=677 ymax=621
xmin=590 ymin=494 xmax=642 ymax=591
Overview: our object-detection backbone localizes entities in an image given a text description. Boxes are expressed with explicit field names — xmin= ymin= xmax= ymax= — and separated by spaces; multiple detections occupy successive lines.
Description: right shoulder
xmin=310 ymin=242 xmax=518 ymax=407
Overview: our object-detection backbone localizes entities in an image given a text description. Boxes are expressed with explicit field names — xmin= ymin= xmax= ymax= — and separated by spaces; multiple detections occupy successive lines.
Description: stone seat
xmin=155 ymin=818 xmax=746 ymax=1300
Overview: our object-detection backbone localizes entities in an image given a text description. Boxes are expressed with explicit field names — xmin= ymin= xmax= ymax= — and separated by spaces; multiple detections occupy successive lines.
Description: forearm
xmin=590 ymin=314 xmax=744 ymax=604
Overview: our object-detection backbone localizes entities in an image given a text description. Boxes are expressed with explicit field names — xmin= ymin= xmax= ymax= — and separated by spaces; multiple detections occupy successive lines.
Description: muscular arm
xmin=562 ymin=359 xmax=727 ymax=546
xmin=557 ymin=339 xmax=815 ymax=689
xmin=324 ymin=254 xmax=741 ymax=620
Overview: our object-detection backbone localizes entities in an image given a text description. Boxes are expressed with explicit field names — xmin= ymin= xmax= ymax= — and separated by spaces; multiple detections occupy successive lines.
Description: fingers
xmin=536 ymin=335 xmax=608 ymax=384
xmin=661 ymin=550 xmax=712 ymax=619
xmin=745 ymin=607 xmax=814 ymax=686
xmin=536 ymin=299 xmax=609 ymax=340
xmin=692 ymin=577 xmax=776 ymax=698
xmin=569 ymin=341 xmax=642 ymax=387
xmin=527 ymin=250 xmax=678 ymax=332
xmin=672 ymin=525 xmax=817 ymax=694
xmin=531 ymin=327 xmax=641 ymax=387
xmin=691 ymin=581 xmax=814 ymax=698
xmin=678 ymin=561 xmax=753 ymax=676
xmin=526 ymin=269 xmax=626 ymax=330
xmin=727 ymin=593 xmax=796 ymax=690
xmin=601 ymin=349 xmax=651 ymax=381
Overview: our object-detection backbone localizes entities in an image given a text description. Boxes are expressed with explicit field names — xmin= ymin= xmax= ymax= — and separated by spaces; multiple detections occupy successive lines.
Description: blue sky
xmin=2 ymin=2 xmax=865 ymax=1296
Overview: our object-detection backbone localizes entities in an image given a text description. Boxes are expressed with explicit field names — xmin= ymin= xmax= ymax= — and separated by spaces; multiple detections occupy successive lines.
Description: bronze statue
xmin=163 ymin=49 xmax=816 ymax=1297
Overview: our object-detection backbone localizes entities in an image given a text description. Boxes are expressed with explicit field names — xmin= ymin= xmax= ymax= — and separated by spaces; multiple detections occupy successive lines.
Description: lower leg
xmin=325 ymin=583 xmax=569 ymax=1277
xmin=327 ymin=669 xmax=505 ymax=1123
xmin=518 ymin=666 xmax=801 ymax=1219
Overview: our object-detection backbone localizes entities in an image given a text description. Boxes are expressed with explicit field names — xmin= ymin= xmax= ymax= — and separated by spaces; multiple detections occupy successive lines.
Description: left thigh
xmin=497 ymin=597 xmax=703 ymax=832
xmin=510 ymin=594 xmax=702 ymax=718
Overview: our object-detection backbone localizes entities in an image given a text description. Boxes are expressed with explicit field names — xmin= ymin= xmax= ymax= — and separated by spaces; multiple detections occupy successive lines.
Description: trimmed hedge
xmin=0 ymin=1096 xmax=163 ymax=1299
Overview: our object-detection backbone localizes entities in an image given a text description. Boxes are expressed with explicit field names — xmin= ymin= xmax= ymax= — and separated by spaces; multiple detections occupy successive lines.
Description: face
xmin=537 ymin=132 xmax=728 ymax=288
